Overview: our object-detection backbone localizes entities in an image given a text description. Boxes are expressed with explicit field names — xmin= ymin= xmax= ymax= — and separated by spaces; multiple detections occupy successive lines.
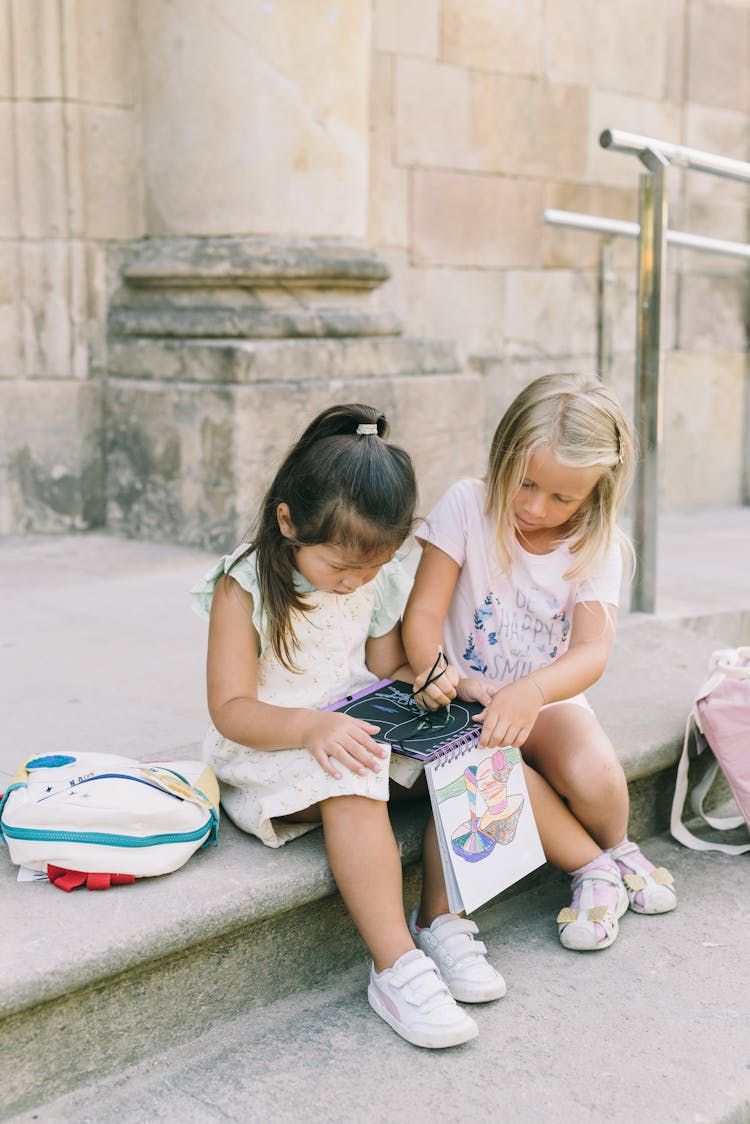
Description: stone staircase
xmin=1 ymin=521 xmax=749 ymax=1124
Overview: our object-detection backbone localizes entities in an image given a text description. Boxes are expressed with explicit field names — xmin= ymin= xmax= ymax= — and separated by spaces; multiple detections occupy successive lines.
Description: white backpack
xmin=0 ymin=752 xmax=220 ymax=889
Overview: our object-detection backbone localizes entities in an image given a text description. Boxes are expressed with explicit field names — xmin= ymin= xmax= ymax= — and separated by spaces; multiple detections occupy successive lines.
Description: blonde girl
xmin=404 ymin=372 xmax=676 ymax=953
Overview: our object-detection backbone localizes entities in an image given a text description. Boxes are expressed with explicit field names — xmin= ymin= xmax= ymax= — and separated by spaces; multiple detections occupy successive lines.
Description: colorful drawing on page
xmin=432 ymin=747 xmax=525 ymax=864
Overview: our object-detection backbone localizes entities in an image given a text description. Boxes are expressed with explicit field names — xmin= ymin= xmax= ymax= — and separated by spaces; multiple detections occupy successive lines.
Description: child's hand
xmin=474 ymin=679 xmax=543 ymax=748
xmin=456 ymin=677 xmax=497 ymax=708
xmin=300 ymin=711 xmax=387 ymax=780
xmin=411 ymin=660 xmax=459 ymax=711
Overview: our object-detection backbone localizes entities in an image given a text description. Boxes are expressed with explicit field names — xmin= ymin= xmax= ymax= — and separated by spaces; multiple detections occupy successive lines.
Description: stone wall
xmin=0 ymin=0 xmax=748 ymax=541
xmin=0 ymin=0 xmax=143 ymax=532
xmin=368 ymin=0 xmax=750 ymax=510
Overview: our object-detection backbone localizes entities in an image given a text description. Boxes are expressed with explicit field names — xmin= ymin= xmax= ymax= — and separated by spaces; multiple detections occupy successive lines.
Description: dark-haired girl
xmin=191 ymin=404 xmax=503 ymax=1049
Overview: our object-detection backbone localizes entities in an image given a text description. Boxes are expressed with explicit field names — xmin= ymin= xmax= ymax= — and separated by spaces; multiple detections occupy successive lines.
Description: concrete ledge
xmin=1 ymin=615 xmax=727 ymax=1022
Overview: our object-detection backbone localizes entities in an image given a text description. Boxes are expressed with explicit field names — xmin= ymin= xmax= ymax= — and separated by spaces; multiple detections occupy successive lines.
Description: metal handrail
xmin=544 ymin=209 xmax=750 ymax=261
xmin=600 ymin=129 xmax=750 ymax=185
xmin=543 ymin=129 xmax=749 ymax=614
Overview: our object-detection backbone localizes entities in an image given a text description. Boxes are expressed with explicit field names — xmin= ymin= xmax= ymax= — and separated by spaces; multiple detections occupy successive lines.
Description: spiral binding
xmin=432 ymin=727 xmax=482 ymax=768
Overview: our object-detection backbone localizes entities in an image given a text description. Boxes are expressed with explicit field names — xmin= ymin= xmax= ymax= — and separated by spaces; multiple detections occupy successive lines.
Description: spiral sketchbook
xmin=328 ymin=679 xmax=545 ymax=914
xmin=326 ymin=679 xmax=486 ymax=763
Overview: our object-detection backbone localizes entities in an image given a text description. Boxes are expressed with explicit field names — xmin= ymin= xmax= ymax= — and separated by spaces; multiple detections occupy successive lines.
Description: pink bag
xmin=671 ymin=647 xmax=750 ymax=854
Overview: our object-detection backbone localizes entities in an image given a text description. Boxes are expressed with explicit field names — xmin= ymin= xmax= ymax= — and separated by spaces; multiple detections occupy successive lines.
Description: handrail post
xmin=632 ymin=149 xmax=669 ymax=614
xmin=596 ymin=238 xmax=614 ymax=381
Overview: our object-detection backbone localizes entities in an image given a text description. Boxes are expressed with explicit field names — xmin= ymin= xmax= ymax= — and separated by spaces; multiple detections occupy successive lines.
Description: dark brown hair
xmin=235 ymin=403 xmax=417 ymax=670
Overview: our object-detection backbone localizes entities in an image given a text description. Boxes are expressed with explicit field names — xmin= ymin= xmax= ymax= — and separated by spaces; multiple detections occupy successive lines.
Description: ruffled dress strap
xmin=190 ymin=544 xmax=268 ymax=644
xmin=368 ymin=551 xmax=414 ymax=637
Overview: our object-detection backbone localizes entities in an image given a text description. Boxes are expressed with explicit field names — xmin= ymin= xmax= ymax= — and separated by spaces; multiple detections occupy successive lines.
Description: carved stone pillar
xmin=105 ymin=237 xmax=481 ymax=548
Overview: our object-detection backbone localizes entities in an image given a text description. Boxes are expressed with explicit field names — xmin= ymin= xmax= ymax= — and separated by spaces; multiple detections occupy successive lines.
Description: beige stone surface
xmin=504 ymin=270 xmax=597 ymax=360
xmin=662 ymin=350 xmax=747 ymax=509
xmin=0 ymin=378 xmax=103 ymax=534
xmin=14 ymin=100 xmax=68 ymax=238
xmin=0 ymin=0 xmax=11 ymax=98
xmin=0 ymin=242 xmax=23 ymax=379
xmin=368 ymin=54 xmax=409 ymax=248
xmin=687 ymin=1 xmax=750 ymax=112
xmin=471 ymin=74 xmax=588 ymax=179
xmin=137 ymin=0 xmax=370 ymax=239
xmin=542 ymin=182 xmax=639 ymax=271
xmin=677 ymin=273 xmax=750 ymax=353
xmin=373 ymin=0 xmax=439 ymax=58
xmin=412 ymin=171 xmax=544 ymax=268
xmin=441 ymin=0 xmax=543 ymax=76
xmin=62 ymin=0 xmax=138 ymax=106
xmin=0 ymin=100 xmax=17 ymax=238
xmin=394 ymin=56 xmax=473 ymax=168
xmin=19 ymin=242 xmax=76 ymax=378
xmin=77 ymin=105 xmax=144 ymax=240
xmin=10 ymin=0 xmax=63 ymax=98
xmin=105 ymin=356 xmax=483 ymax=548
xmin=406 ymin=266 xmax=507 ymax=357
xmin=544 ymin=0 xmax=670 ymax=100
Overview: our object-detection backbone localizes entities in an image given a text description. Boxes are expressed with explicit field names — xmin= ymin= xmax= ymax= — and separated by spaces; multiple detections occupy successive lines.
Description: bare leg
xmin=416 ymin=814 xmax=451 ymax=928
xmin=319 ymin=794 xmax=414 ymax=973
xmin=523 ymin=763 xmax=603 ymax=870
xmin=523 ymin=704 xmax=629 ymax=849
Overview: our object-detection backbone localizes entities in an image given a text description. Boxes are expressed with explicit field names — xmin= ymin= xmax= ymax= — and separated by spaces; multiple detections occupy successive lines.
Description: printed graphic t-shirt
xmin=418 ymin=479 xmax=622 ymax=687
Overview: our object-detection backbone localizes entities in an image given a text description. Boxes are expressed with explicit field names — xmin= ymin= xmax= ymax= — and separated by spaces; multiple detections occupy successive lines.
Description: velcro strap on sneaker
xmin=572 ymin=865 xmax=622 ymax=891
xmin=435 ymin=917 xmax=479 ymax=939
xmin=608 ymin=840 xmax=639 ymax=862
xmin=391 ymin=955 xmax=442 ymax=990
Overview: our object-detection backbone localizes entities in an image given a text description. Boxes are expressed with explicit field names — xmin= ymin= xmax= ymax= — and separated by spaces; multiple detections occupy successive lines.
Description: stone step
xmin=1 ymin=612 xmax=742 ymax=1121
xmin=10 ymin=830 xmax=750 ymax=1124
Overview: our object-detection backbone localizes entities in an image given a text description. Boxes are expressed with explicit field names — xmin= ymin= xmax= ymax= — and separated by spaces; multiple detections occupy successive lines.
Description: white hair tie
xmin=356 ymin=423 xmax=378 ymax=436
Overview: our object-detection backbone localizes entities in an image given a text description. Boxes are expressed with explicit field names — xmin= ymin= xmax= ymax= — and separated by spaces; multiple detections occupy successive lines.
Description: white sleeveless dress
xmin=191 ymin=545 xmax=418 ymax=847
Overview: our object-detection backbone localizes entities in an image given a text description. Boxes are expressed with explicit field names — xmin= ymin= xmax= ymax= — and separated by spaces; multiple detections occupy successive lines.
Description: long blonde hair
xmin=486 ymin=372 xmax=636 ymax=581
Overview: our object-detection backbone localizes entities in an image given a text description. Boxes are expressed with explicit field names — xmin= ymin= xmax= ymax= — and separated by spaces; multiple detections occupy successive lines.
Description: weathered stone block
xmin=19 ymin=241 xmax=75 ymax=378
xmin=407 ymin=266 xmax=507 ymax=357
xmin=77 ymin=105 xmax=144 ymax=240
xmin=11 ymin=0 xmax=63 ymax=98
xmin=412 ymin=171 xmax=543 ymax=268
xmin=62 ymin=0 xmax=138 ymax=106
xmin=14 ymin=101 xmax=68 ymax=238
xmin=662 ymin=350 xmax=747 ymax=509
xmin=677 ymin=273 xmax=749 ymax=353
xmin=471 ymin=74 xmax=589 ymax=180
xmin=0 ymin=242 xmax=23 ymax=378
xmin=0 ymin=379 xmax=104 ymax=534
xmin=368 ymin=54 xmax=410 ymax=248
xmin=395 ymin=56 xmax=473 ymax=169
xmin=688 ymin=1 xmax=750 ymax=112
xmin=544 ymin=0 xmax=669 ymax=100
xmin=542 ymin=182 xmax=639 ymax=271
xmin=108 ymin=238 xmax=400 ymax=341
xmin=373 ymin=0 xmax=439 ymax=57
xmin=441 ymin=0 xmax=543 ymax=76
xmin=0 ymin=0 xmax=11 ymax=98
xmin=137 ymin=0 xmax=370 ymax=238
xmin=105 ymin=337 xmax=481 ymax=549
xmin=0 ymin=101 xmax=17 ymax=239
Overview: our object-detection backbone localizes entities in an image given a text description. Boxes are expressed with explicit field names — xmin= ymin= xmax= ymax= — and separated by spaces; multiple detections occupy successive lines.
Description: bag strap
xmin=670 ymin=712 xmax=750 ymax=855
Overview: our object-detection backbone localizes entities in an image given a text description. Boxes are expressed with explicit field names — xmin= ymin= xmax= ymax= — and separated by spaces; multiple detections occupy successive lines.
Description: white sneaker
xmin=368 ymin=949 xmax=478 ymax=1049
xmin=409 ymin=910 xmax=507 ymax=1003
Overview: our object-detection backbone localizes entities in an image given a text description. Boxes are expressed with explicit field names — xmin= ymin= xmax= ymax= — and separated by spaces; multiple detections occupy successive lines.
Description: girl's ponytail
xmin=239 ymin=403 xmax=416 ymax=670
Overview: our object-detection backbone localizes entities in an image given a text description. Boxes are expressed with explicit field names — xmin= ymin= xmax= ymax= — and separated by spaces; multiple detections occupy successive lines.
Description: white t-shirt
xmin=417 ymin=479 xmax=622 ymax=687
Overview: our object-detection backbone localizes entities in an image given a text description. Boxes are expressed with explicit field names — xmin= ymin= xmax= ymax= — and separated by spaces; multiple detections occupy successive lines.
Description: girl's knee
xmin=319 ymin=793 xmax=387 ymax=822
